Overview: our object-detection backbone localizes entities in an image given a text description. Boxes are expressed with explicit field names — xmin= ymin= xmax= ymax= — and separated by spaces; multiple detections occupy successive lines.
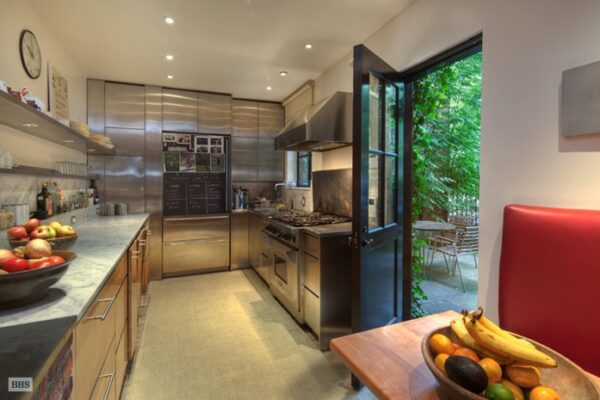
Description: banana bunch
xmin=462 ymin=308 xmax=557 ymax=368
xmin=450 ymin=317 xmax=513 ymax=365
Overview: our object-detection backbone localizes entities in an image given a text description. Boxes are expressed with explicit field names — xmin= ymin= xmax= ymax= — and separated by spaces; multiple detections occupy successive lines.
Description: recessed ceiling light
xmin=63 ymin=140 xmax=75 ymax=143
xmin=165 ymin=16 xmax=174 ymax=25
xmin=167 ymin=75 xmax=174 ymax=79
xmin=22 ymin=123 xmax=38 ymax=128
xmin=166 ymin=54 xmax=174 ymax=61
xmin=266 ymin=86 xmax=272 ymax=91
xmin=279 ymin=71 xmax=288 ymax=77
xmin=305 ymin=43 xmax=312 ymax=49
xmin=87 ymin=148 xmax=95 ymax=152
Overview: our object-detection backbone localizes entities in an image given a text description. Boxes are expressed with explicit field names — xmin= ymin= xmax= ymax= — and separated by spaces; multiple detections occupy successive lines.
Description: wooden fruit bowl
xmin=421 ymin=326 xmax=600 ymax=400
xmin=9 ymin=234 xmax=78 ymax=250
xmin=0 ymin=250 xmax=76 ymax=308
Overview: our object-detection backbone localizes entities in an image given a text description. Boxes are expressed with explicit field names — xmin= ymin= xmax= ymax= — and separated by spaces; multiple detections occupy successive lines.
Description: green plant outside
xmin=410 ymin=52 xmax=482 ymax=317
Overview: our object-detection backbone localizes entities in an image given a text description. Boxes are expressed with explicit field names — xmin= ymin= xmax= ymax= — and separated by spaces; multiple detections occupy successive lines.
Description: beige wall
xmin=309 ymin=0 xmax=600 ymax=321
xmin=0 ymin=0 xmax=87 ymax=168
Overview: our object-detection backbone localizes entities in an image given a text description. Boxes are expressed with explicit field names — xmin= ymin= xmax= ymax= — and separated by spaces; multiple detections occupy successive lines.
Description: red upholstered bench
xmin=499 ymin=204 xmax=600 ymax=376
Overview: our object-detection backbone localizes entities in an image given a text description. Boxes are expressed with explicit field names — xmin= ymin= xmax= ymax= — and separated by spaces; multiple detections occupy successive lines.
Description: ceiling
xmin=29 ymin=0 xmax=414 ymax=101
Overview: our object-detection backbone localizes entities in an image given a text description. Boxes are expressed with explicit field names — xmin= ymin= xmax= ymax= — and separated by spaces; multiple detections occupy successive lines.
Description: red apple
xmin=7 ymin=226 xmax=28 ymax=240
xmin=48 ymin=255 xmax=65 ymax=265
xmin=0 ymin=249 xmax=16 ymax=267
xmin=24 ymin=239 xmax=52 ymax=259
xmin=29 ymin=260 xmax=53 ymax=270
xmin=30 ymin=226 xmax=57 ymax=240
xmin=2 ymin=258 xmax=29 ymax=273
xmin=23 ymin=218 xmax=41 ymax=233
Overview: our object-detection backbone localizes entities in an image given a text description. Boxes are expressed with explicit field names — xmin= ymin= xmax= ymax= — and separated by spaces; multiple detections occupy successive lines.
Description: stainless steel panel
xmin=303 ymin=233 xmax=320 ymax=258
xmin=162 ymin=89 xmax=198 ymax=132
xmin=105 ymin=127 xmax=145 ymax=156
xmin=198 ymin=92 xmax=232 ymax=134
xmin=104 ymin=156 xmax=145 ymax=213
xmin=148 ymin=216 xmax=162 ymax=281
xmin=163 ymin=215 xmax=230 ymax=242
xmin=312 ymin=169 xmax=352 ymax=218
xmin=303 ymin=252 xmax=320 ymax=296
xmin=163 ymin=239 xmax=229 ymax=275
xmin=232 ymin=100 xmax=258 ymax=181
xmin=231 ymin=212 xmax=249 ymax=269
xmin=304 ymin=287 xmax=320 ymax=335
xmin=145 ymin=85 xmax=163 ymax=216
xmin=258 ymin=103 xmax=285 ymax=181
xmin=561 ymin=60 xmax=600 ymax=136
xmin=87 ymin=79 xmax=105 ymax=135
xmin=87 ymin=155 xmax=106 ymax=201
xmin=105 ymin=83 xmax=145 ymax=129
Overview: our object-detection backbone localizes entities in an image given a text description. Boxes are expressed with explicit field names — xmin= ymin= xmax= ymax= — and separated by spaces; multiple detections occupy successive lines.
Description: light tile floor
xmin=123 ymin=269 xmax=376 ymax=400
xmin=420 ymin=251 xmax=478 ymax=315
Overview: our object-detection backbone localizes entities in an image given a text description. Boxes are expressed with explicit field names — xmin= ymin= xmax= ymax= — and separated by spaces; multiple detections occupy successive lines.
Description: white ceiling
xmin=29 ymin=0 xmax=414 ymax=101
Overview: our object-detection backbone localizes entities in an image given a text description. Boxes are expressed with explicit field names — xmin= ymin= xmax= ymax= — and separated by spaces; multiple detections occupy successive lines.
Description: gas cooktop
xmin=270 ymin=211 xmax=351 ymax=228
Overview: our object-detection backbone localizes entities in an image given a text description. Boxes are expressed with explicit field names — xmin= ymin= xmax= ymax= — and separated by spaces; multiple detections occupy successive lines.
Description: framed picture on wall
xmin=48 ymin=63 xmax=69 ymax=123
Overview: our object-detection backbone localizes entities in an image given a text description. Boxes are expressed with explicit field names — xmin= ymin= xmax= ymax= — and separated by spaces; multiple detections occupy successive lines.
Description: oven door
xmin=269 ymin=237 xmax=302 ymax=323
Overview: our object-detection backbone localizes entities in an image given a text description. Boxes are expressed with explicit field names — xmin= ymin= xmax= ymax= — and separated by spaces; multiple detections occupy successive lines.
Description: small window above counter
xmin=0 ymin=90 xmax=115 ymax=156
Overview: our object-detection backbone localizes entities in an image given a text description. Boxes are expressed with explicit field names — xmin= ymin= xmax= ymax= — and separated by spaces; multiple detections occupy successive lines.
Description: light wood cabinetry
xmin=128 ymin=233 xmax=142 ymax=360
xmin=231 ymin=212 xmax=250 ymax=269
xmin=115 ymin=326 xmax=128 ymax=400
xmin=89 ymin=339 xmax=117 ymax=400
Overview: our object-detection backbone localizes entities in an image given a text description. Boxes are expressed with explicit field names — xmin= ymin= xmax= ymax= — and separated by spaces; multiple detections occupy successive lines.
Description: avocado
xmin=445 ymin=355 xmax=488 ymax=394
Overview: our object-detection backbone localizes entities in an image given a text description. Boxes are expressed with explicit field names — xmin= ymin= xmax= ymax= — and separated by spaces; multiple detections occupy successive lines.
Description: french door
xmin=351 ymin=45 xmax=412 ymax=333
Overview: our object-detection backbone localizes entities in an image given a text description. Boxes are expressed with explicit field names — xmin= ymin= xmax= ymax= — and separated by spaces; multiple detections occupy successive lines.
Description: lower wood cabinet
xmin=115 ymin=325 xmax=128 ymax=400
xmin=89 ymin=338 xmax=117 ymax=400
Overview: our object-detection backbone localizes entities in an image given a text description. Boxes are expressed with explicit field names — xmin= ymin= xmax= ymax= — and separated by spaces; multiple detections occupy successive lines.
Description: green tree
xmin=411 ymin=52 xmax=482 ymax=317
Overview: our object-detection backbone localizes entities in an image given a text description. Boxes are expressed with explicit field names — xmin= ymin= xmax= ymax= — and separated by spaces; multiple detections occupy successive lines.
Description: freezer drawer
xmin=163 ymin=215 xmax=229 ymax=242
xmin=163 ymin=239 xmax=229 ymax=275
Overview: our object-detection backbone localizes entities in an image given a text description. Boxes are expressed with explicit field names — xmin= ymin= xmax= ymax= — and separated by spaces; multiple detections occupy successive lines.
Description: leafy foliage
xmin=411 ymin=52 xmax=482 ymax=318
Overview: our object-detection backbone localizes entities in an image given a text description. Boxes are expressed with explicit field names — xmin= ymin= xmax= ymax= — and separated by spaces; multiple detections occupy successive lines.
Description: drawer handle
xmin=147 ymin=230 xmax=152 ymax=236
xmin=130 ymin=250 xmax=141 ymax=260
xmin=85 ymin=296 xmax=116 ymax=321
xmin=138 ymin=240 xmax=146 ymax=245
xmin=98 ymin=370 xmax=115 ymax=400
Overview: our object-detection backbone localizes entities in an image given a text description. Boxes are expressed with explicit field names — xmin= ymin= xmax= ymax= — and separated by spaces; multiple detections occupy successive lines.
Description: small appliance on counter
xmin=232 ymin=187 xmax=248 ymax=210
xmin=115 ymin=203 xmax=128 ymax=216
xmin=1 ymin=204 xmax=28 ymax=226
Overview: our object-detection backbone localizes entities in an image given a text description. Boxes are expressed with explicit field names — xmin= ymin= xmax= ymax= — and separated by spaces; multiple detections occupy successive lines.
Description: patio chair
xmin=431 ymin=224 xmax=479 ymax=292
xmin=426 ymin=215 xmax=478 ymax=269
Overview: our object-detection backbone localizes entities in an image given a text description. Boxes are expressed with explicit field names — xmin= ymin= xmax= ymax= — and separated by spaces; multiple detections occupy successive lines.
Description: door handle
xmin=362 ymin=238 xmax=374 ymax=248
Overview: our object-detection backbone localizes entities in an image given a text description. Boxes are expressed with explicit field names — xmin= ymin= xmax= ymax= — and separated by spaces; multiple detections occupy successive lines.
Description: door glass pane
xmin=369 ymin=74 xmax=381 ymax=151
xmin=385 ymin=83 xmax=398 ymax=154
xmin=384 ymin=156 xmax=396 ymax=225
xmin=368 ymin=154 xmax=381 ymax=229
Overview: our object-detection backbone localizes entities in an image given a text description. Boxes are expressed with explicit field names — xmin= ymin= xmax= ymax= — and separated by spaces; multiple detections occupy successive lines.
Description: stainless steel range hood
xmin=275 ymin=91 xmax=352 ymax=152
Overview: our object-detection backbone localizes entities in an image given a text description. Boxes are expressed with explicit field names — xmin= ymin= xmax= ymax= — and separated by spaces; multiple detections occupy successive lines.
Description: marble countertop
xmin=302 ymin=222 xmax=352 ymax=237
xmin=0 ymin=214 xmax=149 ymax=328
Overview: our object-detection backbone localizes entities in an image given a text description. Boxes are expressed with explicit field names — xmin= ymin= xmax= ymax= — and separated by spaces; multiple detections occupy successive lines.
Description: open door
xmin=351 ymin=44 xmax=411 ymax=334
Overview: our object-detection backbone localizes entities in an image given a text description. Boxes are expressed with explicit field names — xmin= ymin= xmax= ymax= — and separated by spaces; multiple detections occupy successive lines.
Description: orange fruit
xmin=505 ymin=364 xmax=541 ymax=388
xmin=529 ymin=386 xmax=561 ymax=400
xmin=434 ymin=353 xmax=450 ymax=376
xmin=429 ymin=334 xmax=454 ymax=355
xmin=500 ymin=378 xmax=525 ymax=400
xmin=453 ymin=346 xmax=480 ymax=363
xmin=479 ymin=357 xmax=502 ymax=384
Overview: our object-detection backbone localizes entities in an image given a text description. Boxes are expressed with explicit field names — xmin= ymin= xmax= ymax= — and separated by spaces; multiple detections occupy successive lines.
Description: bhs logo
xmin=8 ymin=377 xmax=33 ymax=392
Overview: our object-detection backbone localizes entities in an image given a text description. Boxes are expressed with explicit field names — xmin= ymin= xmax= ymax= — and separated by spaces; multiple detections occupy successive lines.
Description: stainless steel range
xmin=263 ymin=211 xmax=351 ymax=323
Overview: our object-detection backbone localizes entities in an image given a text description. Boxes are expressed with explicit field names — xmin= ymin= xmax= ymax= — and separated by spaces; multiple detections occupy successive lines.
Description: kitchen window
xmin=296 ymin=151 xmax=311 ymax=187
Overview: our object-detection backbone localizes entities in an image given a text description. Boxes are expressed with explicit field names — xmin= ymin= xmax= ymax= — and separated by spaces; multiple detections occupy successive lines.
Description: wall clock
xmin=19 ymin=29 xmax=42 ymax=79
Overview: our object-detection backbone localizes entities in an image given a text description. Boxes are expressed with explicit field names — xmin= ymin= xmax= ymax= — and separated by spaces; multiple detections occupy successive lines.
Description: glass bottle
xmin=37 ymin=182 xmax=54 ymax=216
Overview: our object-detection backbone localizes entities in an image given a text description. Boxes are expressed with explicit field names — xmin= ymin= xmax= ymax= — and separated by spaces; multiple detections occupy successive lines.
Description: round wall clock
xmin=19 ymin=29 xmax=42 ymax=79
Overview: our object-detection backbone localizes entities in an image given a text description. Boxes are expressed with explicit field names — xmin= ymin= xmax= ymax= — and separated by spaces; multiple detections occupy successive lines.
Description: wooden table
xmin=330 ymin=311 xmax=600 ymax=400
xmin=413 ymin=221 xmax=456 ymax=232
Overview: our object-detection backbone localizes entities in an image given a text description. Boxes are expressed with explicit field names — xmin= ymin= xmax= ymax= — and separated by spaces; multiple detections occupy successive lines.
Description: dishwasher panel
xmin=163 ymin=215 xmax=229 ymax=242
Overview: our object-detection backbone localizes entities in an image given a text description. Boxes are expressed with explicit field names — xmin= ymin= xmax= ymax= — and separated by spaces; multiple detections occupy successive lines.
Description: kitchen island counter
xmin=302 ymin=222 xmax=351 ymax=237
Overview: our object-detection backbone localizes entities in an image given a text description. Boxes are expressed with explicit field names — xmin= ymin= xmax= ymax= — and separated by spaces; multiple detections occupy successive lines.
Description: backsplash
xmin=0 ymin=173 xmax=88 ymax=212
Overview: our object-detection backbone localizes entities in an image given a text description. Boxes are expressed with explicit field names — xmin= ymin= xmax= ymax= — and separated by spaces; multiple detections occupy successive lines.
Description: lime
xmin=485 ymin=383 xmax=515 ymax=400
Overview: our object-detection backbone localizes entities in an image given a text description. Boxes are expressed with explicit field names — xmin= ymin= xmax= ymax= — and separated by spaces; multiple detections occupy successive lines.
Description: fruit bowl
xmin=422 ymin=325 xmax=600 ymax=400
xmin=9 ymin=234 xmax=78 ymax=250
xmin=0 ymin=250 xmax=76 ymax=308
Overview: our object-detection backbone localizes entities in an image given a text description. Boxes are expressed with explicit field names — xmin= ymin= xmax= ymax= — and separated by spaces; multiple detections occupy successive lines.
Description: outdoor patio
xmin=420 ymin=251 xmax=478 ymax=315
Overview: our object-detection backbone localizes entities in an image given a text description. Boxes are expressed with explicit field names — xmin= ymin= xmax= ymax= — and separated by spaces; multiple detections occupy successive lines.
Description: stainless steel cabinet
xmin=162 ymin=215 xmax=230 ymax=275
xmin=232 ymin=100 xmax=259 ymax=181
xmin=104 ymin=156 xmax=146 ymax=213
xmin=258 ymin=103 xmax=284 ymax=181
xmin=105 ymin=127 xmax=145 ymax=156
xmin=105 ymin=83 xmax=145 ymax=130
xmin=231 ymin=212 xmax=249 ymax=269
xmin=198 ymin=93 xmax=232 ymax=134
xmin=162 ymin=89 xmax=199 ymax=132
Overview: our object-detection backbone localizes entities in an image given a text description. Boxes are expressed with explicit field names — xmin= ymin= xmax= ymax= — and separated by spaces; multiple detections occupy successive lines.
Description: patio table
xmin=412 ymin=221 xmax=456 ymax=267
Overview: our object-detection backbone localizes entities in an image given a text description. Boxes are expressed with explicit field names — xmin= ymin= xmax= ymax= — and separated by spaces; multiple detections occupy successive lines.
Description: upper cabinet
xmin=105 ymin=83 xmax=145 ymax=130
xmin=198 ymin=93 xmax=232 ymax=135
xmin=232 ymin=100 xmax=284 ymax=182
xmin=232 ymin=100 xmax=259 ymax=181
xmin=258 ymin=103 xmax=284 ymax=181
xmin=162 ymin=89 xmax=199 ymax=133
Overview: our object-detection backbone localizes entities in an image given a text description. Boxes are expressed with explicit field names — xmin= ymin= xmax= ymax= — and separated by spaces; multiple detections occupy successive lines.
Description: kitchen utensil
xmin=0 ymin=250 xmax=76 ymax=308
xmin=2 ymin=204 xmax=29 ymax=225
xmin=421 ymin=325 xmax=600 ymax=400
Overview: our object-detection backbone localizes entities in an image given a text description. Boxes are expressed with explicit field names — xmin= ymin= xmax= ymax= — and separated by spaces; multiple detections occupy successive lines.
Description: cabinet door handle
xmin=85 ymin=296 xmax=116 ymax=321
xmin=98 ymin=370 xmax=115 ymax=400
xmin=138 ymin=240 xmax=146 ymax=245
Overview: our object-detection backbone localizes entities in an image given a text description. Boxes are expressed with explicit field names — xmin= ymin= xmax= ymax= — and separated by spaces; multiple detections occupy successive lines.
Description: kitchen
xmin=2 ymin=1 xmax=600 ymax=400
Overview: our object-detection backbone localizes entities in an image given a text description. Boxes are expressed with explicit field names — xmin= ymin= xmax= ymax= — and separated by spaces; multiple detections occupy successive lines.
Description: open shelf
xmin=0 ymin=91 xmax=115 ymax=156
xmin=0 ymin=165 xmax=98 ymax=180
